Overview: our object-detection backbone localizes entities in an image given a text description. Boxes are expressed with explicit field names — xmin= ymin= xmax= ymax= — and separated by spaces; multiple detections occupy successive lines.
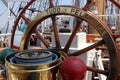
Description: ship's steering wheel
xmin=10 ymin=0 xmax=120 ymax=80
xmin=19 ymin=6 xmax=119 ymax=80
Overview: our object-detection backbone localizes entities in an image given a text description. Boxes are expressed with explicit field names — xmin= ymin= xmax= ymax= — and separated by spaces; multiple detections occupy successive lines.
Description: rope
xmin=0 ymin=9 xmax=7 ymax=16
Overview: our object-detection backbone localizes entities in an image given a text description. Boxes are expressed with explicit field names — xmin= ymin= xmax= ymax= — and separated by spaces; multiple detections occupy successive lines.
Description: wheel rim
xmin=10 ymin=0 xmax=120 ymax=50
xmin=10 ymin=0 xmax=93 ymax=49
xmin=19 ymin=6 xmax=118 ymax=80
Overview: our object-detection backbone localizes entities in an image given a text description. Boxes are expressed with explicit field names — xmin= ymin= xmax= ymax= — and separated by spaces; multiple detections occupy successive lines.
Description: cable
xmin=0 ymin=9 xmax=7 ymax=16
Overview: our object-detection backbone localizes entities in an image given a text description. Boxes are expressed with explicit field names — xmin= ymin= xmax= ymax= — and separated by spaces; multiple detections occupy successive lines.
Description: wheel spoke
xmin=82 ymin=0 xmax=92 ymax=11
xmin=109 ymin=0 xmax=120 ymax=8
xmin=87 ymin=66 xmax=108 ymax=76
xmin=63 ymin=19 xmax=82 ymax=53
xmin=35 ymin=30 xmax=50 ymax=48
xmin=49 ymin=0 xmax=60 ymax=48
xmin=49 ymin=0 xmax=61 ymax=49
xmin=11 ymin=0 xmax=36 ymax=48
xmin=51 ymin=16 xmax=61 ymax=49
xmin=63 ymin=0 xmax=92 ymax=53
xmin=69 ymin=40 xmax=105 ymax=56
xmin=21 ymin=14 xmax=30 ymax=24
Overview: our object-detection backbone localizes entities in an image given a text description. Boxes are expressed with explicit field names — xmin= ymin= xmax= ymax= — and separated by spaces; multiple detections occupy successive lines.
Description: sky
xmin=0 ymin=1 xmax=8 ymax=32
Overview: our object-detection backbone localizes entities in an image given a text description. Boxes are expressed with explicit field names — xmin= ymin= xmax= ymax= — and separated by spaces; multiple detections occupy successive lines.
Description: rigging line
xmin=12 ymin=2 xmax=22 ymax=30
xmin=2 ymin=0 xmax=16 ymax=17
xmin=17 ymin=2 xmax=22 ymax=13
xmin=37 ymin=1 xmax=42 ymax=16
xmin=17 ymin=2 xmax=24 ymax=30
xmin=9 ymin=2 xmax=23 ymax=30
xmin=20 ymin=1 xmax=28 ymax=16
xmin=44 ymin=0 xmax=49 ymax=9
xmin=0 ymin=9 xmax=7 ymax=16
xmin=19 ymin=19 xmax=23 ymax=30
xmin=0 ymin=21 xmax=9 ymax=42
xmin=28 ymin=1 xmax=35 ymax=19
xmin=35 ymin=1 xmax=40 ymax=14
xmin=34 ymin=1 xmax=41 ymax=16
xmin=39 ymin=0 xmax=42 ymax=10
xmin=55 ymin=0 xmax=57 ymax=5
xmin=36 ymin=1 xmax=39 ymax=8
xmin=43 ymin=0 xmax=46 ymax=9
xmin=10 ymin=1 xmax=15 ymax=16
xmin=26 ymin=0 xmax=36 ymax=19
xmin=31 ymin=1 xmax=36 ymax=18
xmin=53 ymin=0 xmax=55 ymax=5
xmin=6 ymin=20 xmax=9 ymax=34
xmin=44 ymin=0 xmax=47 ymax=9
xmin=56 ymin=0 xmax=59 ymax=5
xmin=47 ymin=0 xmax=50 ymax=8
xmin=0 ymin=22 xmax=8 ymax=32
xmin=57 ymin=0 xmax=60 ymax=5
xmin=0 ymin=23 xmax=7 ymax=43
xmin=56 ymin=0 xmax=58 ymax=5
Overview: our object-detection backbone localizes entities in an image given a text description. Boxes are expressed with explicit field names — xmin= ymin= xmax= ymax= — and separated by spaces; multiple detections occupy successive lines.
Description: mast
xmin=88 ymin=0 xmax=105 ymax=34
xmin=1 ymin=0 xmax=8 ymax=7
xmin=116 ymin=0 xmax=120 ymax=31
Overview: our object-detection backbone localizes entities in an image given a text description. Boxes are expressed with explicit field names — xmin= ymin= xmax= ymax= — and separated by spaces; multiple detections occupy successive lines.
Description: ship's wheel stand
xmin=10 ymin=0 xmax=120 ymax=80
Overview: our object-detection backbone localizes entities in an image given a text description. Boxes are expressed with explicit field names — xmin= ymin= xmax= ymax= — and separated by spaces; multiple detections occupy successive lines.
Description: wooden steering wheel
xmin=19 ymin=6 xmax=119 ymax=80
xmin=10 ymin=0 xmax=120 ymax=80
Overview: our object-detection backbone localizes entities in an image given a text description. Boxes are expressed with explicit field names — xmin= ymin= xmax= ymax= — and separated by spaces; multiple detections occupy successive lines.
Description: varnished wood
xmin=10 ymin=0 xmax=120 ymax=79
xmin=69 ymin=40 xmax=105 ymax=56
